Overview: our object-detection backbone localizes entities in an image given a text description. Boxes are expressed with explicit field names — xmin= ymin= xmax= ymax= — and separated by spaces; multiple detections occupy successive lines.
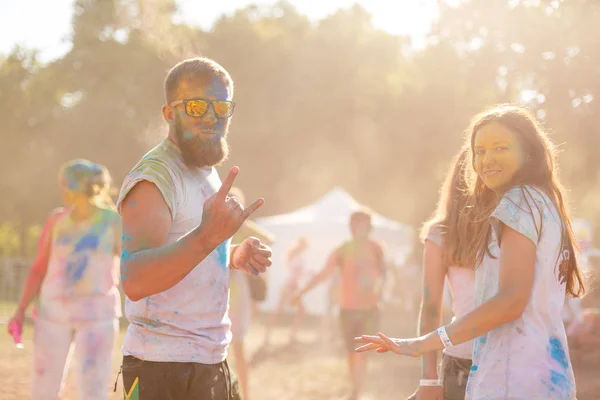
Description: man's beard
xmin=174 ymin=120 xmax=230 ymax=168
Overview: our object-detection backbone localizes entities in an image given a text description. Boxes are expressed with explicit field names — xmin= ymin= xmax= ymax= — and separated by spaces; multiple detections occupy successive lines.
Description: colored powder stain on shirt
xmin=73 ymin=232 xmax=100 ymax=251
xmin=548 ymin=336 xmax=569 ymax=370
xmin=65 ymin=253 xmax=90 ymax=283
xmin=470 ymin=365 xmax=478 ymax=372
xmin=82 ymin=356 xmax=95 ymax=373
xmin=550 ymin=371 xmax=571 ymax=392
xmin=66 ymin=234 xmax=101 ymax=283
xmin=62 ymin=215 xmax=112 ymax=284
xmin=216 ymin=240 xmax=229 ymax=270
xmin=516 ymin=326 xmax=525 ymax=335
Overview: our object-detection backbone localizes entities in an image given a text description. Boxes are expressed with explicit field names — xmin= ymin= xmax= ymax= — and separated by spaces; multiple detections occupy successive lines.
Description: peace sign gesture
xmin=200 ymin=167 xmax=264 ymax=247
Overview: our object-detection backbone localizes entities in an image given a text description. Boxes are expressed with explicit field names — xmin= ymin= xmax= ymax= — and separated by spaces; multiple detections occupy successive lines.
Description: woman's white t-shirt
xmin=465 ymin=186 xmax=576 ymax=400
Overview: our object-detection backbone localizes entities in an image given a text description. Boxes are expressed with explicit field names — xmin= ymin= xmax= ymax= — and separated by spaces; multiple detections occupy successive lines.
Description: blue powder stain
xmin=121 ymin=250 xmax=132 ymax=261
xmin=131 ymin=201 xmax=137 ymax=205
xmin=550 ymin=371 xmax=570 ymax=393
xmin=548 ymin=337 xmax=568 ymax=370
xmin=120 ymin=251 xmax=132 ymax=279
xmin=73 ymin=235 xmax=99 ymax=252
xmin=65 ymin=224 xmax=107 ymax=283
xmin=477 ymin=334 xmax=487 ymax=345
xmin=64 ymin=216 xmax=110 ymax=283
xmin=174 ymin=311 xmax=179 ymax=315
xmin=81 ymin=357 xmax=95 ymax=373
xmin=470 ymin=365 xmax=478 ymax=372
xmin=216 ymin=239 xmax=231 ymax=270
xmin=66 ymin=253 xmax=90 ymax=283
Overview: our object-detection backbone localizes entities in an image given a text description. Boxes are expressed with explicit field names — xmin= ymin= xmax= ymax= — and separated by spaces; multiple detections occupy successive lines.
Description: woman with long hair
xmin=407 ymin=146 xmax=475 ymax=400
xmin=356 ymin=105 xmax=585 ymax=399
xmin=7 ymin=159 xmax=122 ymax=400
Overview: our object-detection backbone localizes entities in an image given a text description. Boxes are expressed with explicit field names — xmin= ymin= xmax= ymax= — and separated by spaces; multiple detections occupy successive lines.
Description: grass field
xmin=2 ymin=304 xmax=600 ymax=399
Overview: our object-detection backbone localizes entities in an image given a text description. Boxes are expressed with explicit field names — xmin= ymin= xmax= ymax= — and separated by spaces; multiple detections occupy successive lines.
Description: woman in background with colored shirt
xmin=8 ymin=159 xmax=122 ymax=400
xmin=407 ymin=146 xmax=475 ymax=400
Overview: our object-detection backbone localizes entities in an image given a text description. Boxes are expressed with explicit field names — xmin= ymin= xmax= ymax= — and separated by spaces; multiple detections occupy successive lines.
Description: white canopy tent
xmin=255 ymin=187 xmax=414 ymax=315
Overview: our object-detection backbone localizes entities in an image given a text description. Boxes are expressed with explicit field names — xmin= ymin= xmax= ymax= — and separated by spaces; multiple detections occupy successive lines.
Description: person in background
xmin=567 ymin=308 xmax=600 ymax=360
xmin=407 ymin=146 xmax=475 ymax=400
xmin=228 ymin=186 xmax=275 ymax=400
xmin=294 ymin=209 xmax=386 ymax=400
xmin=265 ymin=236 xmax=309 ymax=346
xmin=8 ymin=159 xmax=121 ymax=400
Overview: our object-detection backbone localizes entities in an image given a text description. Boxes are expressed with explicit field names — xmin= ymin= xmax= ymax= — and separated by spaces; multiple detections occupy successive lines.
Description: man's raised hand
xmin=200 ymin=167 xmax=264 ymax=246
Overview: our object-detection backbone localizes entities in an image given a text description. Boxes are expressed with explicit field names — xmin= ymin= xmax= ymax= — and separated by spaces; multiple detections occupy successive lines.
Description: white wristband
xmin=437 ymin=326 xmax=454 ymax=349
xmin=419 ymin=379 xmax=442 ymax=387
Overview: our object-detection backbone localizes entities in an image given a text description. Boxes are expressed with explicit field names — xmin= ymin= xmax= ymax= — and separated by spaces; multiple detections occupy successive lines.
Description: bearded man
xmin=116 ymin=57 xmax=272 ymax=400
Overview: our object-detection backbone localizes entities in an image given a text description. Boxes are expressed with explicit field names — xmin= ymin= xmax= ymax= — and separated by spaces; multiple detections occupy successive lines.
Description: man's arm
xmin=120 ymin=167 xmax=264 ymax=301
xmin=120 ymin=181 xmax=217 ymax=301
xmin=296 ymin=249 xmax=340 ymax=298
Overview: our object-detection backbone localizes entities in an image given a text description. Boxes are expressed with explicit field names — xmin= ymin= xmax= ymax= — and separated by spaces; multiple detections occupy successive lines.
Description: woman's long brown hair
xmin=456 ymin=104 xmax=585 ymax=297
xmin=421 ymin=145 xmax=471 ymax=267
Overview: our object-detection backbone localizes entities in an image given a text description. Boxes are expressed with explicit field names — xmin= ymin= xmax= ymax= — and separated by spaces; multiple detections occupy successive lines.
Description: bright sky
xmin=0 ymin=0 xmax=442 ymax=62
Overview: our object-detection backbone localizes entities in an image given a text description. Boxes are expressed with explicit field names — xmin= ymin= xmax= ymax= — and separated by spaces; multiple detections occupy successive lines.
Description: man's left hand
xmin=231 ymin=237 xmax=272 ymax=275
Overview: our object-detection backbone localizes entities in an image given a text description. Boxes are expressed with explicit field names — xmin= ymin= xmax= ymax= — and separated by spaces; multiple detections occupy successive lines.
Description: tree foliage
xmin=2 ymin=0 xmax=600 ymax=254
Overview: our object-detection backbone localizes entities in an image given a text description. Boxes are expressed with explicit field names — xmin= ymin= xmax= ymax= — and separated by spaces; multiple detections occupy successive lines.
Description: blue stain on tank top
xmin=216 ymin=239 xmax=231 ymax=270
xmin=66 ymin=235 xmax=99 ymax=282
xmin=65 ymin=219 xmax=110 ymax=283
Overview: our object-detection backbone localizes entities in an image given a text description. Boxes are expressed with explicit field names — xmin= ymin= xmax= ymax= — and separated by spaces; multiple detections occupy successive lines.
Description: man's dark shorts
xmin=339 ymin=308 xmax=379 ymax=352
xmin=121 ymin=355 xmax=238 ymax=400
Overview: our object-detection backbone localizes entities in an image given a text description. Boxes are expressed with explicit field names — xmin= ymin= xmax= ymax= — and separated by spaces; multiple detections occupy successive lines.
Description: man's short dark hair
xmin=164 ymin=57 xmax=234 ymax=103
